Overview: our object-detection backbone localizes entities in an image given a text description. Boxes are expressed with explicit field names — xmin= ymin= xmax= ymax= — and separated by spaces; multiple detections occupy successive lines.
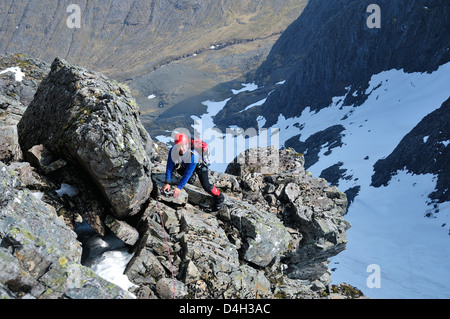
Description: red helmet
xmin=174 ymin=133 xmax=189 ymax=145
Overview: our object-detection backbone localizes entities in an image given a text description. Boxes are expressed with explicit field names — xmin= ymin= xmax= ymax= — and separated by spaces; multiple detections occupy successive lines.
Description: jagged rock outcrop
xmin=1 ymin=55 xmax=356 ymax=299
xmin=123 ymin=146 xmax=350 ymax=299
xmin=225 ymin=147 xmax=350 ymax=284
xmin=17 ymin=58 xmax=154 ymax=219
xmin=0 ymin=93 xmax=23 ymax=164
xmin=0 ymin=161 xmax=134 ymax=299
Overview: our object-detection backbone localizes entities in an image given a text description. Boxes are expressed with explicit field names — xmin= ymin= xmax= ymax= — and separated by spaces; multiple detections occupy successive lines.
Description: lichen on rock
xmin=17 ymin=58 xmax=154 ymax=219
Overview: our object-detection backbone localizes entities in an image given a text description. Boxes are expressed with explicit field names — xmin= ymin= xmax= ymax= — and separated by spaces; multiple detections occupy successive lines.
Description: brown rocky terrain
xmin=0 ymin=0 xmax=308 ymax=136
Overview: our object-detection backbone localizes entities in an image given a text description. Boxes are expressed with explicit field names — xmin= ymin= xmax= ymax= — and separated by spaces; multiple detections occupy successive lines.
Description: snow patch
xmin=232 ymin=82 xmax=258 ymax=95
xmin=32 ymin=192 xmax=45 ymax=200
xmin=90 ymin=249 xmax=136 ymax=293
xmin=331 ymin=171 xmax=450 ymax=299
xmin=240 ymin=98 xmax=267 ymax=113
xmin=0 ymin=66 xmax=25 ymax=82
xmin=191 ymin=98 xmax=231 ymax=136
xmin=155 ymin=135 xmax=172 ymax=144
xmin=75 ymin=221 xmax=136 ymax=296
xmin=56 ymin=183 xmax=79 ymax=197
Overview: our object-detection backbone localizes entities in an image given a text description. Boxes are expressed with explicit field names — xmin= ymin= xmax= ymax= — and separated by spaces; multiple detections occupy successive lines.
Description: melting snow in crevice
xmin=75 ymin=220 xmax=137 ymax=295
xmin=88 ymin=248 xmax=136 ymax=293
xmin=187 ymin=63 xmax=450 ymax=298
xmin=62 ymin=182 xmax=135 ymax=294
xmin=56 ymin=183 xmax=80 ymax=198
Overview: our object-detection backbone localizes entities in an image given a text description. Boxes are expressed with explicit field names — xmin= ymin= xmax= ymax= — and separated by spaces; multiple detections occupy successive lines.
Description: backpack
xmin=191 ymin=138 xmax=210 ymax=164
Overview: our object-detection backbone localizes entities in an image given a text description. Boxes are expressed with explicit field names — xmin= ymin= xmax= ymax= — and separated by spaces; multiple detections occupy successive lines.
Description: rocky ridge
xmin=0 ymin=55 xmax=359 ymax=299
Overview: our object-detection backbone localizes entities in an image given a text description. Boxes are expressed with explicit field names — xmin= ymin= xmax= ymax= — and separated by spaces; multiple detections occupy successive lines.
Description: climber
xmin=162 ymin=133 xmax=225 ymax=211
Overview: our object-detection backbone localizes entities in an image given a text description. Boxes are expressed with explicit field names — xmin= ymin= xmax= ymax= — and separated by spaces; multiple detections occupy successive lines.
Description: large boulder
xmin=225 ymin=198 xmax=292 ymax=268
xmin=17 ymin=58 xmax=154 ymax=219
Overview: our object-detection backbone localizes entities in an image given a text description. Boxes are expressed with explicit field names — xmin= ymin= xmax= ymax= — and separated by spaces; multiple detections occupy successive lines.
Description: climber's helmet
xmin=175 ymin=133 xmax=189 ymax=155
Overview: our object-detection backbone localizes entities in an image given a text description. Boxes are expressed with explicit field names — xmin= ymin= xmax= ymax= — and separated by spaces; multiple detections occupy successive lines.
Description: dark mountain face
xmin=371 ymin=97 xmax=450 ymax=203
xmin=211 ymin=0 xmax=450 ymax=205
xmin=214 ymin=0 xmax=450 ymax=129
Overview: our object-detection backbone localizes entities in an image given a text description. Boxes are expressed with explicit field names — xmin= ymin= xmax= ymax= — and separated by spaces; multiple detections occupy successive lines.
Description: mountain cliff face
xmin=0 ymin=0 xmax=303 ymax=77
xmin=215 ymin=0 xmax=450 ymax=129
xmin=371 ymin=97 xmax=450 ymax=203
